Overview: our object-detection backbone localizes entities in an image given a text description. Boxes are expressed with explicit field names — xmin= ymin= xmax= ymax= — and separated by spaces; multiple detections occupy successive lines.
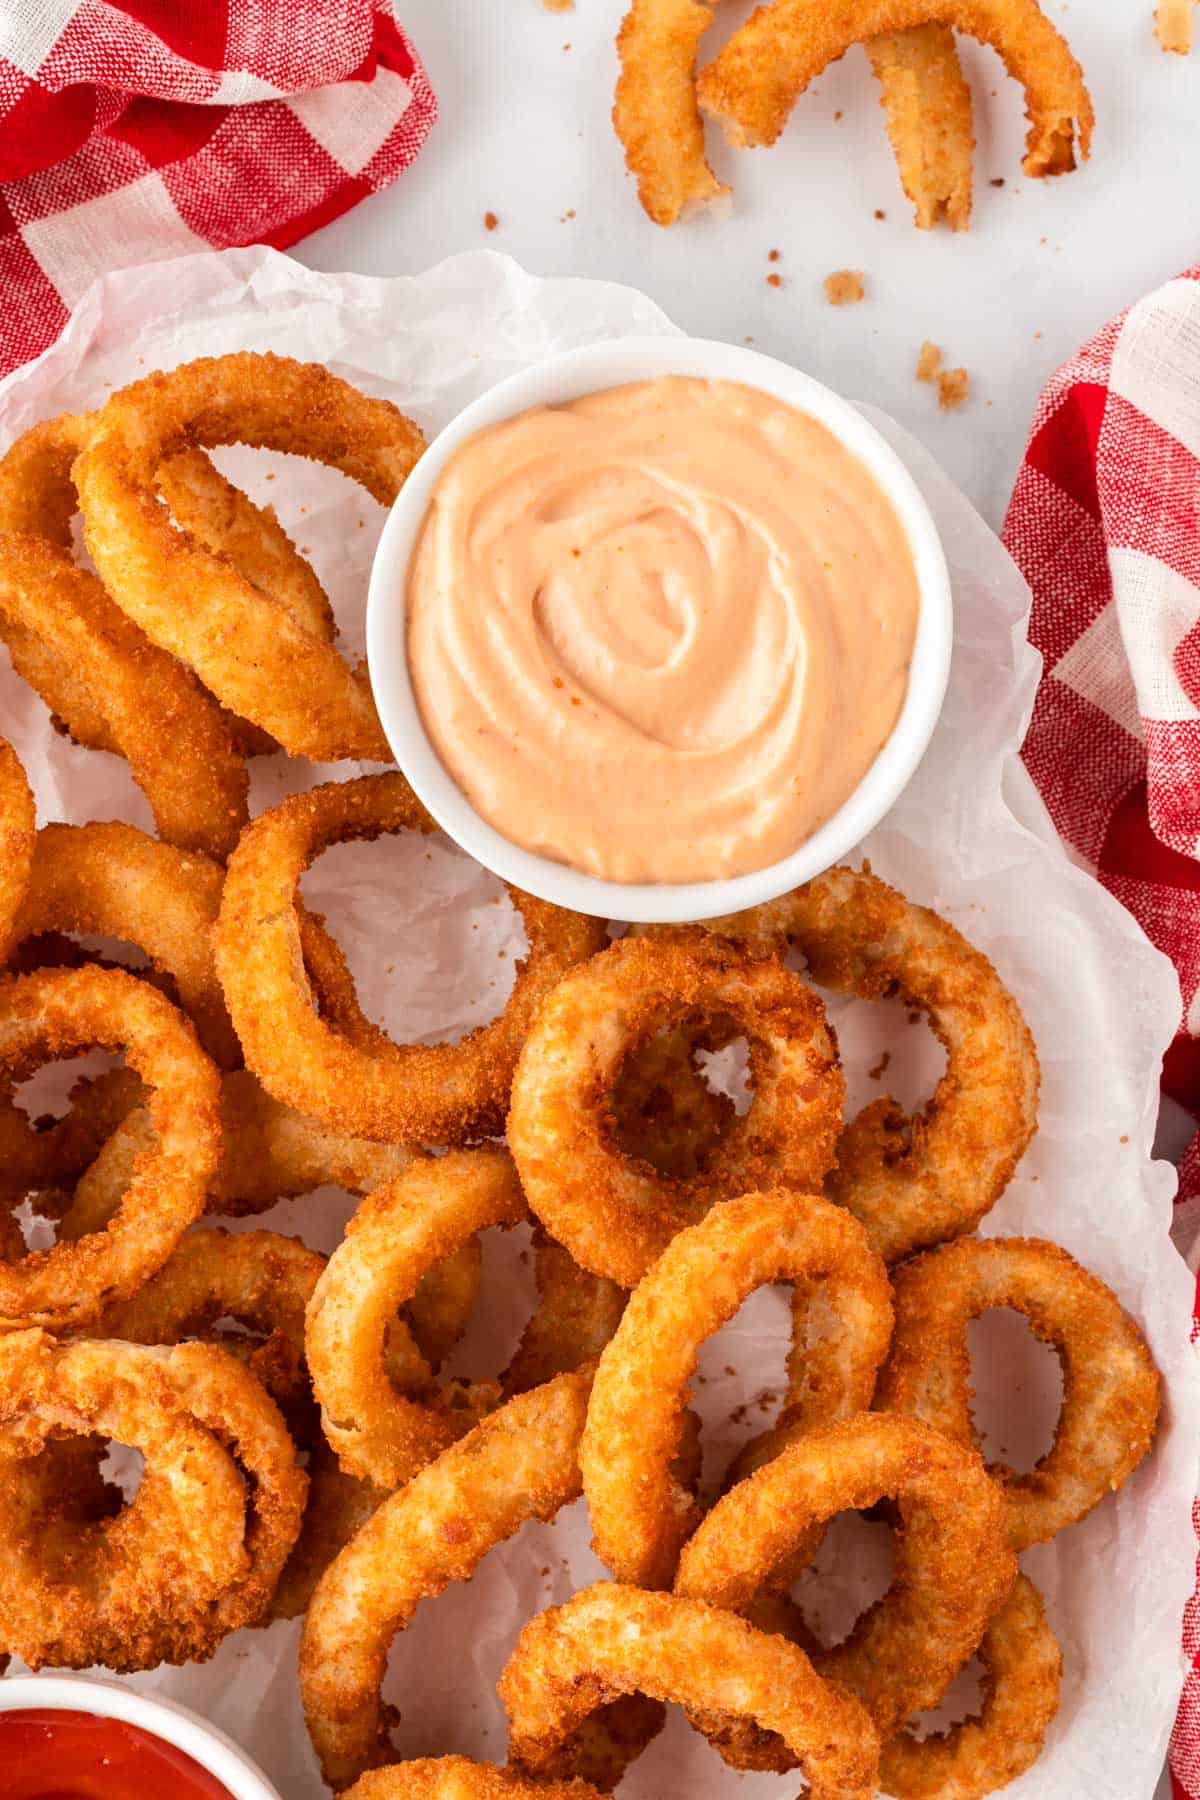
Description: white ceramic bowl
xmin=367 ymin=336 xmax=953 ymax=923
xmin=0 ymin=1673 xmax=281 ymax=1800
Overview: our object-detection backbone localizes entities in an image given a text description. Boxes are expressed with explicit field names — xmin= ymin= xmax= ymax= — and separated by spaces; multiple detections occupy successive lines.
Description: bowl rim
xmin=366 ymin=334 xmax=953 ymax=923
xmin=0 ymin=1672 xmax=282 ymax=1799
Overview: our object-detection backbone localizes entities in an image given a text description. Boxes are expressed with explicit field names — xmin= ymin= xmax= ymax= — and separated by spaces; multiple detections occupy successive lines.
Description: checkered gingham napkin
xmin=0 ymin=0 xmax=436 ymax=380
xmin=1000 ymin=264 xmax=1200 ymax=1799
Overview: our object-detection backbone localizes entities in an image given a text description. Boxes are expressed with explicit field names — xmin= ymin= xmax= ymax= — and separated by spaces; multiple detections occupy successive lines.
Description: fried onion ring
xmin=508 ymin=931 xmax=843 ymax=1288
xmin=499 ymin=1582 xmax=880 ymax=1800
xmin=0 ymin=417 xmax=250 ymax=859
xmin=697 ymin=0 xmax=1092 ymax=179
xmin=0 ymin=966 xmax=220 ymax=1328
xmin=867 ymin=27 xmax=974 ymax=229
xmin=73 ymin=354 xmax=426 ymax=761
xmin=0 ymin=1330 xmax=305 ymax=1668
xmin=300 ymin=1368 xmax=598 ymax=1789
xmin=9 ymin=820 xmax=239 ymax=1067
xmin=879 ymin=1572 xmax=1062 ymax=1799
xmin=581 ymin=1190 xmax=892 ymax=1587
xmin=503 ymin=1230 xmax=627 ymax=1397
xmin=86 ymin=1227 xmax=324 ymax=1436
xmin=216 ymin=772 xmax=607 ymax=1144
xmin=306 ymin=1148 xmax=524 ymax=1485
xmin=675 ymin=1411 xmax=1015 ymax=1744
xmin=875 ymin=1235 xmax=1162 ymax=1548
xmin=0 ymin=735 xmax=34 ymax=965
xmin=58 ymin=1067 xmax=417 ymax=1241
xmin=343 ymin=1761 xmax=606 ymax=1800
xmin=613 ymin=0 xmax=728 ymax=225
xmin=687 ymin=864 xmax=1040 ymax=1261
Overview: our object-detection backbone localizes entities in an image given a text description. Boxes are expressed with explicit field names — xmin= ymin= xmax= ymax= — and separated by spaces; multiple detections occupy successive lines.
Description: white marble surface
xmin=296 ymin=0 xmax=1200 ymax=533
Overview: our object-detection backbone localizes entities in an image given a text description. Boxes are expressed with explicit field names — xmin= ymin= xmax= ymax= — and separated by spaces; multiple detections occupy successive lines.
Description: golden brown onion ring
xmin=343 ymin=1761 xmax=606 ymax=1800
xmin=216 ymin=772 xmax=607 ymax=1144
xmin=0 ymin=417 xmax=251 ymax=860
xmin=0 ymin=1330 xmax=305 ymax=1669
xmin=682 ymin=864 xmax=1040 ymax=1261
xmin=875 ymin=1235 xmax=1162 ymax=1548
xmin=0 ymin=735 xmax=34 ymax=965
xmin=508 ymin=930 xmax=843 ymax=1288
xmin=306 ymin=1148 xmax=524 ymax=1486
xmin=868 ymin=27 xmax=974 ymax=228
xmin=880 ymin=1572 xmax=1062 ymax=1799
xmin=503 ymin=1230 xmax=627 ymax=1397
xmin=613 ymin=0 xmax=728 ymax=225
xmin=675 ymin=1411 xmax=1015 ymax=1746
xmin=697 ymin=0 xmax=1092 ymax=178
xmin=300 ymin=1368 xmax=600 ymax=1790
xmin=499 ymin=1582 xmax=880 ymax=1800
xmin=0 ymin=966 xmax=220 ymax=1329
xmin=581 ymin=1190 xmax=892 ymax=1588
xmin=73 ymin=354 xmax=425 ymax=761
xmin=85 ymin=1227 xmax=324 ymax=1437
xmin=10 ymin=820 xmax=239 ymax=1066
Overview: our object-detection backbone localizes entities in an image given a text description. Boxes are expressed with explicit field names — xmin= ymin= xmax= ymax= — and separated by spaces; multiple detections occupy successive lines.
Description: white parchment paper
xmin=0 ymin=244 xmax=1197 ymax=1799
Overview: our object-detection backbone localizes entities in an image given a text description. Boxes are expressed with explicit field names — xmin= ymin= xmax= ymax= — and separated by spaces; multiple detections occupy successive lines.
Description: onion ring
xmin=85 ymin=1226 xmax=324 ymax=1437
xmin=0 ymin=735 xmax=34 ymax=965
xmin=0 ymin=966 xmax=220 ymax=1329
xmin=0 ymin=1064 xmax=143 ymax=1210
xmin=300 ymin=1368 xmax=599 ymax=1789
xmin=674 ymin=1411 xmax=1015 ymax=1745
xmin=696 ymin=0 xmax=1093 ymax=178
xmin=9 ymin=820 xmax=240 ymax=1067
xmin=581 ymin=1189 xmax=892 ymax=1588
xmin=508 ymin=930 xmax=844 ymax=1288
xmin=503 ymin=1230 xmax=627 ymax=1397
xmin=58 ymin=1067 xmax=418 ymax=1240
xmin=216 ymin=772 xmax=607 ymax=1144
xmin=73 ymin=353 xmax=425 ymax=761
xmin=879 ymin=1572 xmax=1062 ymax=1799
xmin=343 ymin=1761 xmax=606 ymax=1800
xmin=874 ymin=1234 xmax=1162 ymax=1548
xmin=613 ymin=0 xmax=729 ymax=225
xmin=867 ymin=27 xmax=974 ymax=228
xmin=0 ymin=1330 xmax=305 ymax=1669
xmin=685 ymin=864 xmax=1040 ymax=1261
xmin=0 ymin=417 xmax=251 ymax=860
xmin=306 ymin=1148 xmax=524 ymax=1485
xmin=499 ymin=1581 xmax=880 ymax=1800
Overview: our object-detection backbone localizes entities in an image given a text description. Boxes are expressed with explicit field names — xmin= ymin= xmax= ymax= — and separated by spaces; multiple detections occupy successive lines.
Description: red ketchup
xmin=0 ymin=1707 xmax=237 ymax=1799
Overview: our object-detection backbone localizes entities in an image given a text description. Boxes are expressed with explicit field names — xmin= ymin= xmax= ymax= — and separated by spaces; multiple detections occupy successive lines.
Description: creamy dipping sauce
xmin=405 ymin=376 xmax=921 ymax=884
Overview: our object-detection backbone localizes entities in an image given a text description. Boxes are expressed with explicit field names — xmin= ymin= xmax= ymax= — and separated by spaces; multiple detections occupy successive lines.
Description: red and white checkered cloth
xmin=0 ymin=0 xmax=436 ymax=380
xmin=1001 ymin=264 xmax=1200 ymax=1800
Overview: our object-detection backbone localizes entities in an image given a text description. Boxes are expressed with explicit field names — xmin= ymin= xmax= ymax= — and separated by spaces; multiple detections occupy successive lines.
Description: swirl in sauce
xmin=405 ymin=377 xmax=920 ymax=884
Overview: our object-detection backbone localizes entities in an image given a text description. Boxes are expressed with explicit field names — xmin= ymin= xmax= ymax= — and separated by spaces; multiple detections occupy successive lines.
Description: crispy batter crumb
xmin=874 ymin=208 xmax=886 ymax=219
xmin=937 ymin=367 xmax=970 ymax=411
xmin=990 ymin=176 xmax=1006 ymax=187
xmin=1155 ymin=0 xmax=1194 ymax=50
xmin=484 ymin=211 xmax=499 ymax=231
xmin=768 ymin=248 xmax=780 ymax=262
xmin=823 ymin=269 xmax=865 ymax=305
xmin=766 ymin=272 xmax=782 ymax=288
xmin=916 ymin=340 xmax=942 ymax=382
xmin=833 ymin=109 xmax=843 ymax=120
xmin=867 ymin=1050 xmax=892 ymax=1082
xmin=542 ymin=0 xmax=573 ymax=10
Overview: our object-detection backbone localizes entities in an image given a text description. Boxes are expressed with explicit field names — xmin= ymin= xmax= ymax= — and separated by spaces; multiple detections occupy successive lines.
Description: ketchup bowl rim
xmin=0 ymin=1672 xmax=283 ymax=1800
xmin=367 ymin=335 xmax=953 ymax=923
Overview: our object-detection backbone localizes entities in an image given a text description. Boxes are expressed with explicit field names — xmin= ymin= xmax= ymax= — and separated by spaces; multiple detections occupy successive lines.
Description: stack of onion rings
xmin=0 ymin=736 xmax=34 ymax=965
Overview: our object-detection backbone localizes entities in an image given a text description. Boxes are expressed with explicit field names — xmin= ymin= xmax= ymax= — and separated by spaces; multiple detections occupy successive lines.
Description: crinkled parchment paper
xmin=1 ymin=245 xmax=1197 ymax=1799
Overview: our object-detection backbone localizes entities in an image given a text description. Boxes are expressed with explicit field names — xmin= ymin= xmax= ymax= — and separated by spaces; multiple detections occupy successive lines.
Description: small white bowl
xmin=0 ymin=1673 xmax=281 ymax=1800
xmin=367 ymin=336 xmax=952 ymax=924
